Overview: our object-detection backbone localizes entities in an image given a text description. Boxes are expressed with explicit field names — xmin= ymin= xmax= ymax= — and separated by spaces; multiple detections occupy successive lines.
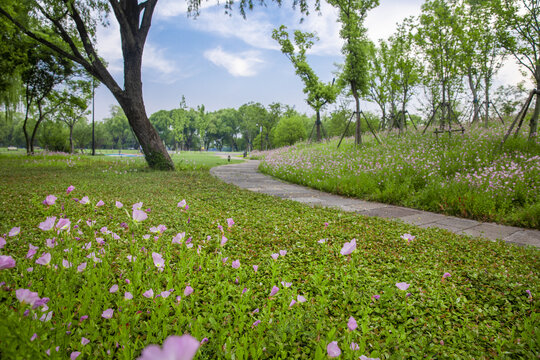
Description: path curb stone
xmin=210 ymin=159 xmax=540 ymax=248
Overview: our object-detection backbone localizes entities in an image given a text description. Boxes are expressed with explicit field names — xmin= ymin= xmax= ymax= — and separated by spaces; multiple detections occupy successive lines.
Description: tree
xmin=238 ymin=102 xmax=267 ymax=151
xmin=366 ymin=40 xmax=392 ymax=129
xmin=57 ymin=79 xmax=92 ymax=153
xmin=491 ymin=0 xmax=539 ymax=140
xmin=272 ymin=26 xmax=339 ymax=142
xmin=21 ymin=46 xmax=75 ymax=154
xmin=0 ymin=0 xmax=317 ymax=169
xmin=103 ymin=105 xmax=137 ymax=150
xmin=273 ymin=115 xmax=307 ymax=147
xmin=328 ymin=0 xmax=380 ymax=145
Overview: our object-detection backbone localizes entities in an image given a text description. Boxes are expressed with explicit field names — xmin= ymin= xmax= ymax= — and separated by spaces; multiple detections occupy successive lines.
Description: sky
xmin=92 ymin=0 xmax=527 ymax=122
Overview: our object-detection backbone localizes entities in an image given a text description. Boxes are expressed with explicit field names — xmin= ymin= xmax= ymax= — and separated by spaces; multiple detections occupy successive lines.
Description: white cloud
xmin=96 ymin=21 xmax=123 ymax=73
xmin=204 ymin=47 xmax=264 ymax=77
xmin=365 ymin=0 xmax=423 ymax=42
xmin=155 ymin=0 xmax=220 ymax=19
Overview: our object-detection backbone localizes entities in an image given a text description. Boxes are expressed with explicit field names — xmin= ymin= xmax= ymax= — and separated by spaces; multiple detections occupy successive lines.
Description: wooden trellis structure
xmin=422 ymin=101 xmax=465 ymax=137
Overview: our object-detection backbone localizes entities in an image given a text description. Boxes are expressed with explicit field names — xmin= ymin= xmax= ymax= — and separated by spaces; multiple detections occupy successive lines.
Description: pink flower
xmin=36 ymin=253 xmax=52 ymax=266
xmin=220 ymin=235 xmax=228 ymax=246
xmin=401 ymin=233 xmax=416 ymax=243
xmin=30 ymin=333 xmax=37 ymax=342
xmin=396 ymin=282 xmax=410 ymax=291
xmin=227 ymin=218 xmax=234 ymax=228
xmin=222 ymin=257 xmax=228 ymax=264
xmin=70 ymin=351 xmax=81 ymax=360
xmin=77 ymin=262 xmax=87 ymax=272
xmin=115 ymin=201 xmax=123 ymax=208
xmin=347 ymin=316 xmax=357 ymax=331
xmin=279 ymin=250 xmax=287 ymax=257
xmin=66 ymin=185 xmax=75 ymax=194
xmin=152 ymin=252 xmax=165 ymax=269
xmin=0 ymin=255 xmax=16 ymax=269
xmin=269 ymin=286 xmax=279 ymax=297
xmin=133 ymin=209 xmax=148 ymax=222
xmin=340 ymin=238 xmax=356 ymax=255
xmin=289 ymin=299 xmax=296 ymax=307
xmin=160 ymin=290 xmax=171 ymax=298
xmin=350 ymin=342 xmax=359 ymax=350
xmin=81 ymin=337 xmax=90 ymax=345
xmin=297 ymin=295 xmax=307 ymax=303
xmin=39 ymin=216 xmax=56 ymax=231
xmin=16 ymin=289 xmax=39 ymax=305
xmin=26 ymin=244 xmax=38 ymax=259
xmin=442 ymin=272 xmax=451 ymax=279
xmin=125 ymin=292 xmax=133 ymax=300
xmin=359 ymin=356 xmax=380 ymax=360
xmin=318 ymin=238 xmax=327 ymax=243
xmin=96 ymin=200 xmax=105 ymax=207
xmin=79 ymin=196 xmax=89 ymax=204
xmin=281 ymin=281 xmax=292 ymax=288
xmin=253 ymin=265 xmax=258 ymax=273
xmin=252 ymin=320 xmax=261 ymax=328
xmin=0 ymin=237 xmax=5 ymax=249
xmin=56 ymin=218 xmax=71 ymax=232
xmin=132 ymin=202 xmax=143 ymax=210
xmin=8 ymin=227 xmax=20 ymax=237
xmin=62 ymin=259 xmax=72 ymax=268
xmin=271 ymin=253 xmax=279 ymax=260
xmin=184 ymin=286 xmax=194 ymax=296
xmin=372 ymin=295 xmax=380 ymax=300
xmin=143 ymin=289 xmax=154 ymax=298
xmin=177 ymin=199 xmax=187 ymax=209
xmin=102 ymin=308 xmax=114 ymax=319
xmin=327 ymin=341 xmax=341 ymax=358
xmin=138 ymin=334 xmax=199 ymax=360
xmin=43 ymin=195 xmax=57 ymax=206
xmin=232 ymin=260 xmax=240 ymax=269
xmin=110 ymin=284 xmax=119 ymax=293
xmin=46 ymin=238 xmax=56 ymax=248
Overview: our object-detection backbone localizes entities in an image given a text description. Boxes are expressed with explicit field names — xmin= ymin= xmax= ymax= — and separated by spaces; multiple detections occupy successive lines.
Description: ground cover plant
xmin=259 ymin=125 xmax=540 ymax=229
xmin=0 ymin=153 xmax=538 ymax=359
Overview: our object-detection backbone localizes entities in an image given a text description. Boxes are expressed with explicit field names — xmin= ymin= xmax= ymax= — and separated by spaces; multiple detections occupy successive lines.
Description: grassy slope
xmin=0 ymin=154 xmax=538 ymax=359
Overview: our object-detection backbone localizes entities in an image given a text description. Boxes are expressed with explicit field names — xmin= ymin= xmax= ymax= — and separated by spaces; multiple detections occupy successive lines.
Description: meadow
xmin=258 ymin=125 xmax=540 ymax=229
xmin=0 ymin=151 xmax=538 ymax=359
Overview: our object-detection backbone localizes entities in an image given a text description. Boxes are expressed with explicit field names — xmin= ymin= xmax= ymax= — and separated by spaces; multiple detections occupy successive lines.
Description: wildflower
xmin=350 ymin=342 xmax=359 ymax=350
xmin=269 ymin=286 xmax=279 ymax=297
xmin=8 ymin=227 xmax=20 ymax=237
xmin=220 ymin=235 xmax=228 ymax=246
xmin=318 ymin=238 xmax=326 ymax=243
xmin=442 ymin=272 xmax=451 ymax=281
xmin=396 ymin=282 xmax=410 ymax=291
xmin=271 ymin=253 xmax=279 ymax=260
xmin=125 ymin=292 xmax=133 ymax=300
xmin=253 ymin=265 xmax=258 ymax=273
xmin=62 ymin=259 xmax=72 ymax=268
xmin=232 ymin=260 xmax=240 ymax=269
xmin=110 ymin=284 xmax=119 ymax=293
xmin=327 ymin=341 xmax=341 ymax=358
xmin=102 ymin=308 xmax=114 ymax=319
xmin=227 ymin=218 xmax=234 ymax=228
xmin=81 ymin=337 xmax=90 ymax=345
xmin=79 ymin=196 xmax=89 ymax=204
xmin=39 ymin=216 xmax=56 ymax=231
xmin=77 ymin=262 xmax=87 ymax=272
xmin=172 ymin=232 xmax=185 ymax=244
xmin=0 ymin=237 xmax=4 ymax=249
xmin=401 ymin=233 xmax=416 ymax=243
xmin=252 ymin=320 xmax=261 ymax=328
xmin=56 ymin=218 xmax=71 ymax=232
xmin=96 ymin=200 xmax=105 ymax=207
xmin=133 ymin=209 xmax=148 ymax=222
xmin=297 ymin=295 xmax=307 ymax=303
xmin=152 ymin=252 xmax=165 ymax=269
xmin=200 ymin=338 xmax=209 ymax=345
xmin=70 ymin=351 xmax=81 ymax=360
xmin=289 ymin=299 xmax=296 ymax=307
xmin=66 ymin=185 xmax=75 ymax=194
xmin=36 ymin=253 xmax=52 ymax=266
xmin=177 ymin=199 xmax=187 ymax=209
xmin=16 ymin=289 xmax=39 ymax=306
xmin=372 ymin=294 xmax=380 ymax=300
xmin=242 ymin=288 xmax=248 ymax=295
xmin=43 ymin=195 xmax=57 ymax=206
xmin=184 ymin=286 xmax=194 ymax=296
xmin=0 ymin=255 xmax=16 ymax=269
xmin=46 ymin=238 xmax=56 ymax=248
xmin=279 ymin=250 xmax=287 ymax=257
xmin=115 ymin=201 xmax=123 ymax=208
xmin=160 ymin=291 xmax=171 ymax=298
xmin=347 ymin=316 xmax=357 ymax=331
xmin=340 ymin=238 xmax=356 ymax=255
xmin=143 ymin=289 xmax=154 ymax=298
xmin=30 ymin=333 xmax=38 ymax=342
xmin=138 ymin=334 xmax=199 ymax=360
xmin=26 ymin=244 xmax=38 ymax=259
xmin=132 ymin=202 xmax=143 ymax=210
xmin=359 ymin=356 xmax=380 ymax=360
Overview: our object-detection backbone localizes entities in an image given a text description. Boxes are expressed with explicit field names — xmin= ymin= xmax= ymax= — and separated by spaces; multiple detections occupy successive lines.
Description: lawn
xmin=0 ymin=153 xmax=538 ymax=359
xmin=258 ymin=125 xmax=540 ymax=229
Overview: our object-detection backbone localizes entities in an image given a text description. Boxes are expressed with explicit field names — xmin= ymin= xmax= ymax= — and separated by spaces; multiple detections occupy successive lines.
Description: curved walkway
xmin=210 ymin=159 xmax=540 ymax=248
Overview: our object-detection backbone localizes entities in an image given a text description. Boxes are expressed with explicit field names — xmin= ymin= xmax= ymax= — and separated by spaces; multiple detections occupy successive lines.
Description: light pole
xmin=91 ymin=77 xmax=95 ymax=156
xmin=259 ymin=125 xmax=263 ymax=151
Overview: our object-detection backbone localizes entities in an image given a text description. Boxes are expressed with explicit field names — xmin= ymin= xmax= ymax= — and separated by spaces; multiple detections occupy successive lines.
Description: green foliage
xmin=273 ymin=115 xmax=307 ymax=147
xmin=0 ymin=153 xmax=538 ymax=358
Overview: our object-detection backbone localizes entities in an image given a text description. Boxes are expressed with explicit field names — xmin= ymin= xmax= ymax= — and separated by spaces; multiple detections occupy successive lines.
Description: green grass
xmin=259 ymin=125 xmax=540 ymax=229
xmin=0 ymin=153 xmax=538 ymax=359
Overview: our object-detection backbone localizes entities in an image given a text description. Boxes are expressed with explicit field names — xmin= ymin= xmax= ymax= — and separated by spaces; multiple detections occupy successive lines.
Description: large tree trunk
xmin=69 ymin=124 xmax=74 ymax=153
xmin=484 ymin=77 xmax=490 ymax=128
xmin=529 ymin=67 xmax=540 ymax=141
xmin=315 ymin=110 xmax=322 ymax=142
xmin=352 ymin=83 xmax=362 ymax=146
xmin=467 ymin=69 xmax=480 ymax=124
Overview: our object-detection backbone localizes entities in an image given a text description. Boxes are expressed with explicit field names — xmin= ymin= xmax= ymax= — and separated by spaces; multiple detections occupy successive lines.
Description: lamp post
xmin=259 ymin=125 xmax=263 ymax=151
xmin=91 ymin=77 xmax=95 ymax=156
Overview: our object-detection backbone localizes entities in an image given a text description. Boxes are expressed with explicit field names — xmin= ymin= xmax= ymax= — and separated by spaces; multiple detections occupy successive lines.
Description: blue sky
xmin=93 ymin=0 xmax=525 ymax=122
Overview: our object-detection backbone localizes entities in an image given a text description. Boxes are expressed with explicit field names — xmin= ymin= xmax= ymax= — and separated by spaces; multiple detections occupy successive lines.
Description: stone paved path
xmin=210 ymin=158 xmax=540 ymax=248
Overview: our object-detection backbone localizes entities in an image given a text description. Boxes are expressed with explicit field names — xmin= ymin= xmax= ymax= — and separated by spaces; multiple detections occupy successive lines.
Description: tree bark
xmin=529 ymin=66 xmax=540 ymax=141
xmin=315 ymin=110 xmax=322 ymax=142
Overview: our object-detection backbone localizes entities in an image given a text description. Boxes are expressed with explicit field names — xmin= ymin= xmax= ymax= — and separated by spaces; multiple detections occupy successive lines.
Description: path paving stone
xmin=210 ymin=159 xmax=540 ymax=248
